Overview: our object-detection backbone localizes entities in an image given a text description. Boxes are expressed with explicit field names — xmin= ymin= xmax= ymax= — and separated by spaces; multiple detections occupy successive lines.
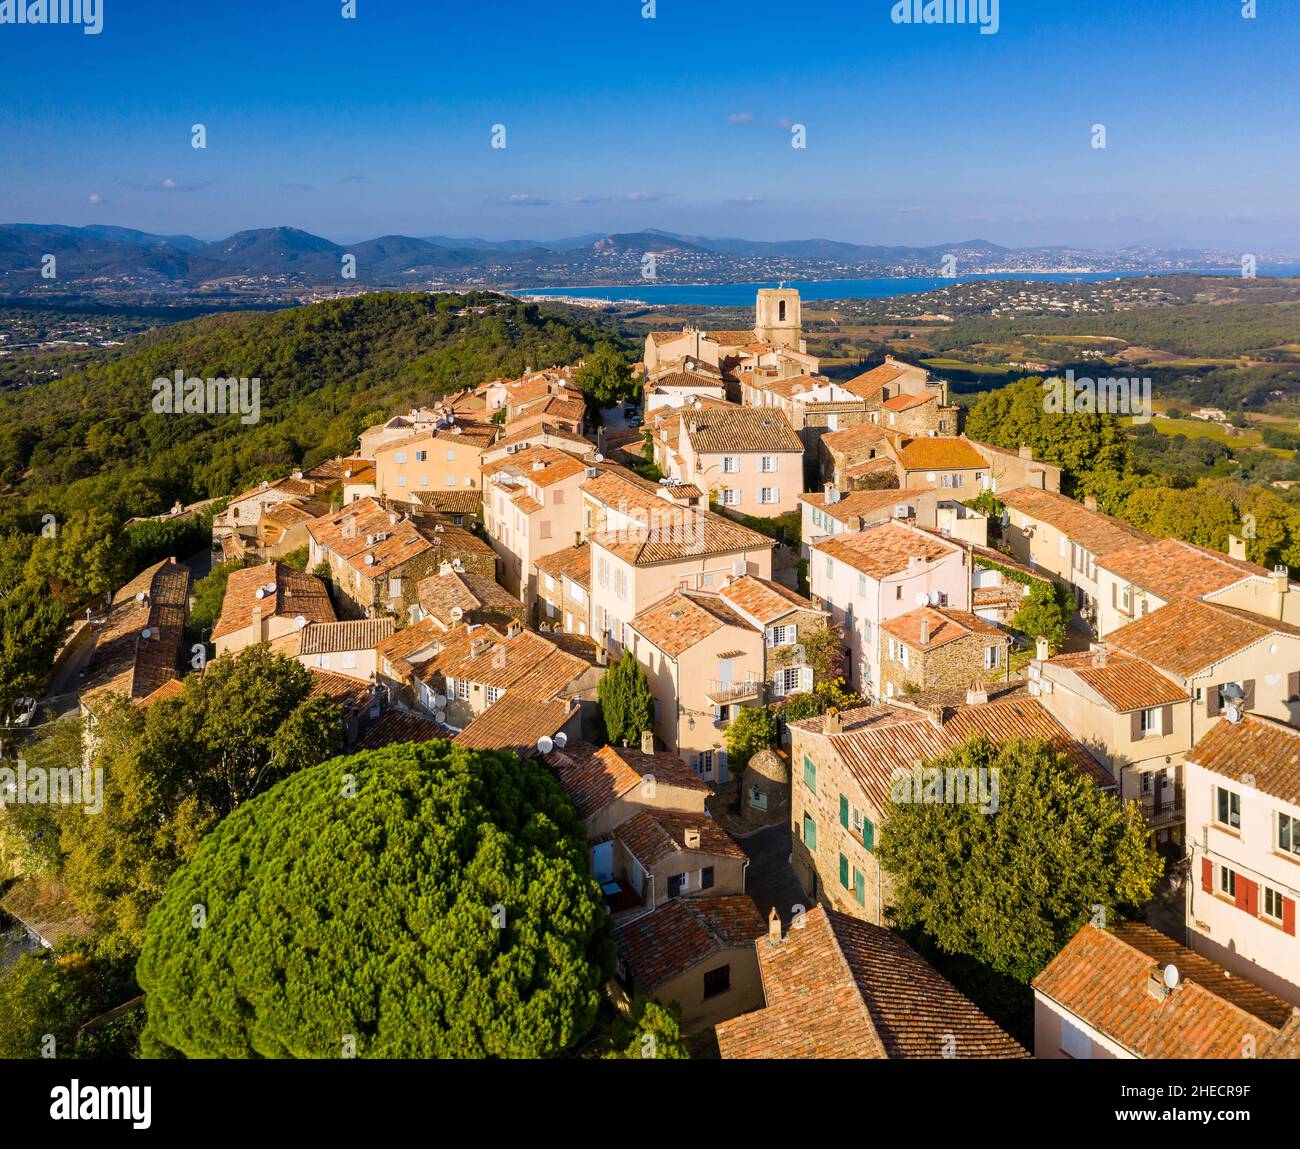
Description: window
xmin=397 ymin=475 xmax=407 ymax=486
xmin=984 ymin=644 xmax=1001 ymax=670
xmin=703 ymin=965 xmax=731 ymax=999
xmin=768 ymin=624 xmax=795 ymax=647
xmin=1139 ymin=707 xmax=1160 ymax=735
xmin=415 ymin=449 xmax=428 ymax=462
xmin=455 ymin=678 xmax=470 ymax=701
xmin=858 ymin=573 xmax=867 ymax=596
xmin=776 ymin=666 xmax=803 ymax=696
xmin=552 ymin=489 xmax=565 ymax=505
xmin=826 ymin=556 xmax=834 ymax=579
xmin=760 ymin=455 xmax=777 ymax=472
xmin=1220 ymin=865 xmax=1236 ymax=899
xmin=697 ymin=750 xmax=714 ymax=778
xmin=614 ymin=569 xmax=626 ymax=598
xmin=668 ymin=872 xmax=688 ymax=898
xmin=700 ymin=866 xmax=715 ymax=891
xmin=539 ymin=521 xmax=552 ymax=540
xmin=395 ymin=451 xmax=407 ymax=463
xmin=446 ymin=448 xmax=457 ymax=461
xmin=803 ymin=755 xmax=816 ymax=792
xmin=1141 ymin=772 xmax=1152 ymax=795
xmin=759 ymin=487 xmax=779 ymax=505
xmin=445 ymin=474 xmax=456 ymax=487
xmin=1216 ymin=786 xmax=1241 ymax=831
xmin=544 ymin=574 xmax=556 ymax=592
xmin=1280 ymin=813 xmax=1300 ymax=858
xmin=839 ymin=853 xmax=849 ymax=889
xmin=387 ymin=577 xmax=402 ymax=600
xmin=849 ymin=866 xmax=864 ymax=905
xmin=1060 ymin=1016 xmax=1092 ymax=1060
xmin=722 ymin=456 xmax=739 ymax=474
xmin=721 ymin=488 xmax=740 ymax=506
xmin=839 ymin=793 xmax=849 ymax=829
xmin=486 ymin=686 xmax=502 ymax=705
xmin=1264 ymin=886 xmax=1285 ymax=922
xmin=895 ymin=585 xmax=903 ymax=600
xmin=802 ymin=814 xmax=817 ymax=851
xmin=1121 ymin=584 xmax=1133 ymax=613
xmin=341 ymin=651 xmax=357 ymax=670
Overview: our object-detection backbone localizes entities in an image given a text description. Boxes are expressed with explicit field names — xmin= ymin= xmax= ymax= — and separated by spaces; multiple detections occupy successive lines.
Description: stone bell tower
xmin=754 ymin=287 xmax=803 ymax=351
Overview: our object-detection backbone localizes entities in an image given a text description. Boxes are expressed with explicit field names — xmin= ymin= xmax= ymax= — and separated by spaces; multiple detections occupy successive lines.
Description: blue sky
xmin=1 ymin=0 xmax=1297 ymax=250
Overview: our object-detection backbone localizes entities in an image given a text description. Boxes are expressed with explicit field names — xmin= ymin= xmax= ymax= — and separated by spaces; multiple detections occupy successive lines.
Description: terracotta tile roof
xmin=652 ymin=355 xmax=723 ymax=379
xmin=535 ymin=542 xmax=591 ymax=589
xmin=482 ymin=445 xmax=587 ymax=486
xmin=615 ymin=895 xmax=766 ymax=991
xmin=417 ymin=569 xmax=523 ymax=628
xmin=882 ymin=606 xmax=1006 ymax=652
xmin=79 ymin=558 xmax=190 ymax=709
xmin=718 ymin=575 xmax=820 ymax=627
xmin=629 ymin=591 xmax=756 ymax=657
xmin=1099 ymin=536 xmax=1272 ymax=602
xmin=801 ymin=487 xmax=919 ymax=526
xmin=307 ymin=497 xmax=492 ymax=580
xmin=376 ymin=616 xmax=446 ymax=677
xmin=298 ymin=618 xmax=394 ymax=655
xmin=213 ymin=562 xmax=335 ymax=641
xmin=452 ymin=695 xmax=574 ymax=758
xmin=411 ymin=489 xmax=482 ymax=515
xmin=716 ymin=907 xmax=1027 ymax=1059
xmin=419 ymin=625 xmax=588 ymax=702
xmin=754 ymin=373 xmax=832 ymax=400
xmin=307 ymin=668 xmax=377 ymax=714
xmin=1033 ymin=922 xmax=1297 ymax=1058
xmin=704 ymin=329 xmax=759 ymax=345
xmin=1047 ymin=650 xmax=1189 ymax=711
xmin=490 ymin=424 xmax=594 ymax=455
xmin=614 ymin=809 xmax=746 ymax=868
xmin=1187 ymin=714 xmax=1300 ymax=805
xmin=842 ymin=362 xmax=909 ymax=399
xmin=1000 ymin=485 xmax=1152 ymax=556
xmin=589 ymin=507 xmax=772 ymax=567
xmin=1107 ymin=597 xmax=1300 ymax=678
xmin=791 ymin=696 xmax=1107 ymax=811
xmin=682 ymin=408 xmax=802 ymax=454
xmin=649 ymin=330 xmax=691 ymax=345
xmin=260 ymin=500 xmax=320 ymax=531
xmin=508 ymin=395 xmax=586 ymax=427
xmin=649 ymin=368 xmax=726 ymax=391
xmin=544 ymin=740 xmax=709 ymax=820
xmin=820 ymin=421 xmax=896 ymax=455
xmin=353 ymin=708 xmax=450 ymax=750
xmin=883 ymin=391 xmax=936 ymax=411
xmin=895 ymin=436 xmax=988 ymax=472
xmin=812 ymin=520 xmax=958 ymax=581
xmin=136 ymin=677 xmax=185 ymax=707
xmin=341 ymin=458 xmax=376 ymax=485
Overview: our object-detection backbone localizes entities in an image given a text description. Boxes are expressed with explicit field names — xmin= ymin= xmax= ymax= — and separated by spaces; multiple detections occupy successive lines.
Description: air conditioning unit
xmin=894 ymin=504 xmax=910 ymax=518
xmin=731 ymin=560 xmax=747 ymax=578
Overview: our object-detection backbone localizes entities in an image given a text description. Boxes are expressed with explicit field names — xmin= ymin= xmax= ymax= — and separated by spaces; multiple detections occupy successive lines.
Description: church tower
xmin=754 ymin=287 xmax=803 ymax=351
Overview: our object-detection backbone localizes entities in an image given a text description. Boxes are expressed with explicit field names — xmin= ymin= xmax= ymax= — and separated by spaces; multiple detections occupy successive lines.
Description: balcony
xmin=1131 ymin=786 xmax=1184 ymax=831
xmin=706 ymin=679 xmax=763 ymax=705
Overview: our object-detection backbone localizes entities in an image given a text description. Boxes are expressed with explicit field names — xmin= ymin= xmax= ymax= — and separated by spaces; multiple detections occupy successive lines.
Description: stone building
xmin=878 ymin=606 xmax=1010 ymax=700
xmin=741 ymin=747 xmax=790 ymax=826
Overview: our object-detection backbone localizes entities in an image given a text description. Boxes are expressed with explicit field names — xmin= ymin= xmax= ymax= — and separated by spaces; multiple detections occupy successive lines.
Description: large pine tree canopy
xmin=136 ymin=740 xmax=615 ymax=1058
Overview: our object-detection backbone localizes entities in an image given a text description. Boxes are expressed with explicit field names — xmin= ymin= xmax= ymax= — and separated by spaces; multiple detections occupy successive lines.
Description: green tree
xmin=279 ymin=545 xmax=309 ymax=571
xmin=0 ymin=581 xmax=65 ymax=725
xmin=0 ymin=954 xmax=92 ymax=1060
xmin=726 ymin=705 xmax=777 ymax=773
xmin=574 ymin=342 xmax=635 ymax=407
xmin=1010 ymin=580 xmax=1071 ymax=652
xmin=877 ymin=737 xmax=1163 ymax=984
xmin=604 ymin=997 xmax=690 ymax=1059
xmin=597 ymin=653 xmax=654 ymax=747
xmin=136 ymin=741 xmax=615 ymax=1058
xmin=778 ymin=679 xmax=862 ymax=723
xmin=189 ymin=558 xmax=253 ymax=635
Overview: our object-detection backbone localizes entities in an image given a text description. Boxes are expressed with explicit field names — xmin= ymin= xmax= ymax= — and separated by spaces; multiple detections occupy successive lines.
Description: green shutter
xmin=804 ymin=755 xmax=816 ymax=792
xmin=839 ymin=853 xmax=849 ymax=888
xmin=862 ymin=818 xmax=875 ymax=851
xmin=803 ymin=814 xmax=817 ymax=852
xmin=839 ymin=794 xmax=849 ymax=828
xmin=853 ymin=867 xmax=865 ymax=905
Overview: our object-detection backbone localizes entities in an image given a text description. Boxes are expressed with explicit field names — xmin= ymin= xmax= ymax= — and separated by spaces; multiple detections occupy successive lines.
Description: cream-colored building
xmin=670 ymin=407 xmax=804 ymax=516
xmin=371 ymin=419 xmax=495 ymax=501
xmin=211 ymin=562 xmax=336 ymax=656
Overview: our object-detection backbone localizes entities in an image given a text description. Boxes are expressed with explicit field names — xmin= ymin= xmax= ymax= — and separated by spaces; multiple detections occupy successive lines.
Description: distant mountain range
xmin=0 ymin=223 xmax=1286 ymax=301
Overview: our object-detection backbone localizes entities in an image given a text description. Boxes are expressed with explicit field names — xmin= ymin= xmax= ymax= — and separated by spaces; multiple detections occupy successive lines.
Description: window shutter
xmin=1244 ymin=878 xmax=1259 ymax=918
xmin=1283 ymin=897 xmax=1296 ymax=937
xmin=801 ymin=666 xmax=814 ymax=692
xmin=1243 ymin=679 xmax=1256 ymax=710
xmin=862 ymin=818 xmax=875 ymax=851
xmin=1290 ymin=671 xmax=1300 ymax=701
xmin=1160 ymin=704 xmax=1173 ymax=734
xmin=1234 ymin=874 xmax=1251 ymax=912
xmin=772 ymin=487 xmax=780 ymax=504
xmin=1207 ymin=686 xmax=1220 ymax=718
xmin=839 ymin=794 xmax=849 ymax=829
xmin=1130 ymin=710 xmax=1143 ymax=741
xmin=1201 ymin=857 xmax=1213 ymax=893
xmin=1111 ymin=581 xmax=1117 ymax=609
xmin=839 ymin=853 xmax=849 ymax=889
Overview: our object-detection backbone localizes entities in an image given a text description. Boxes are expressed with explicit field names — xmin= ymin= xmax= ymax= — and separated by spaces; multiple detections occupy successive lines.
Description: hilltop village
xmin=20 ymin=287 xmax=1300 ymax=1061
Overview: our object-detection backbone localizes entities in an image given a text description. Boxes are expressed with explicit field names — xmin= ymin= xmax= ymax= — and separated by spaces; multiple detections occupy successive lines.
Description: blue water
xmin=519 ymin=267 xmax=1300 ymax=307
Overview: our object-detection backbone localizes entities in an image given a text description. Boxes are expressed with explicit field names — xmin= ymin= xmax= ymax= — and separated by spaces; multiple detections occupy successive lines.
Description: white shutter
xmin=772 ymin=487 xmax=780 ymax=504
xmin=801 ymin=666 xmax=814 ymax=692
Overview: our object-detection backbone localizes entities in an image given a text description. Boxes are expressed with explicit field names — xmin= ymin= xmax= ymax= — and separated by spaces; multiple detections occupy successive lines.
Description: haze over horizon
xmin=2 ymin=0 xmax=1298 ymax=252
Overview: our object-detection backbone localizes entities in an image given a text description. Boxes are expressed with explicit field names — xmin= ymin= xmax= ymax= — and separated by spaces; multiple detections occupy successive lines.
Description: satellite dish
xmin=364 ymin=554 xmax=375 ymax=565
xmin=266 ymin=583 xmax=277 ymax=594
xmin=915 ymin=592 xmax=930 ymax=608
xmin=255 ymin=588 xmax=266 ymax=600
xmin=554 ymin=732 xmax=567 ymax=749
xmin=1163 ymin=964 xmax=1180 ymax=990
xmin=537 ymin=735 xmax=555 ymax=756
xmin=294 ymin=615 xmax=307 ymax=630
xmin=1224 ymin=704 xmax=1243 ymax=724
xmin=135 ymin=591 xmax=147 ymax=604
xmin=141 ymin=628 xmax=152 ymax=640
xmin=450 ymin=606 xmax=464 ymax=621
xmin=432 ymin=693 xmax=447 ymax=708
xmin=1221 ymin=682 xmax=1245 ymax=704
xmin=928 ymin=591 xmax=941 ymax=606
xmin=594 ymin=453 xmax=604 ymax=463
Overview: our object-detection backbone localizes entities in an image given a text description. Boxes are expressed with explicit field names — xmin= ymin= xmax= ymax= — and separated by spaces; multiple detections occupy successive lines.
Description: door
xmin=592 ymin=841 xmax=613 ymax=883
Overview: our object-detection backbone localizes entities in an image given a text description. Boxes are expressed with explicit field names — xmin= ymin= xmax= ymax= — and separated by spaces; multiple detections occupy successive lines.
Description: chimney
xmin=919 ymin=617 xmax=931 ymax=646
xmin=252 ymin=605 xmax=267 ymax=642
xmin=767 ymin=907 xmax=782 ymax=944
xmin=684 ymin=827 xmax=701 ymax=850
xmin=439 ymin=561 xmax=453 ymax=576
xmin=574 ymin=531 xmax=582 ymax=547
xmin=1083 ymin=495 xmax=1098 ymax=512
xmin=640 ymin=730 xmax=655 ymax=756
xmin=506 ymin=620 xmax=522 ymax=638
xmin=928 ymin=706 xmax=946 ymax=729
xmin=1018 ymin=445 xmax=1034 ymax=460
xmin=1035 ymin=635 xmax=1049 ymax=661
xmin=1228 ymin=534 xmax=1247 ymax=561
xmin=966 ymin=682 xmax=989 ymax=706
xmin=824 ymin=707 xmax=842 ymax=735
xmin=596 ymin=646 xmax=608 ymax=667
xmin=532 ymin=459 xmax=546 ymax=472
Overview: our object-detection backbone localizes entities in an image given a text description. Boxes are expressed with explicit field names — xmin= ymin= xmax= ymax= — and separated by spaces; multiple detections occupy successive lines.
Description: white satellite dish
xmin=266 ymin=583 xmax=277 ymax=594
xmin=1163 ymin=964 xmax=1180 ymax=990
xmin=915 ymin=592 xmax=929 ymax=607
xmin=432 ymin=693 xmax=447 ymax=708
xmin=594 ymin=453 xmax=604 ymax=463
xmin=141 ymin=628 xmax=152 ymax=640
xmin=364 ymin=554 xmax=375 ymax=566
xmin=135 ymin=591 xmax=146 ymax=604
xmin=1224 ymin=704 xmax=1243 ymax=724
xmin=450 ymin=606 xmax=464 ymax=621
xmin=536 ymin=735 xmax=555 ymax=755
xmin=294 ymin=615 xmax=307 ymax=630
xmin=928 ymin=591 xmax=941 ymax=606
xmin=255 ymin=588 xmax=266 ymax=600
xmin=554 ymin=732 xmax=568 ymax=749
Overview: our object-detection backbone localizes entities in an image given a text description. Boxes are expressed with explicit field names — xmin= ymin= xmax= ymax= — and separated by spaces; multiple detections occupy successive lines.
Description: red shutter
xmin=1289 ymin=671 xmax=1300 ymax=701
xmin=1235 ymin=875 xmax=1252 ymax=912
xmin=1244 ymin=878 xmax=1259 ymax=918
xmin=1202 ymin=857 xmax=1213 ymax=893
xmin=1283 ymin=898 xmax=1296 ymax=937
